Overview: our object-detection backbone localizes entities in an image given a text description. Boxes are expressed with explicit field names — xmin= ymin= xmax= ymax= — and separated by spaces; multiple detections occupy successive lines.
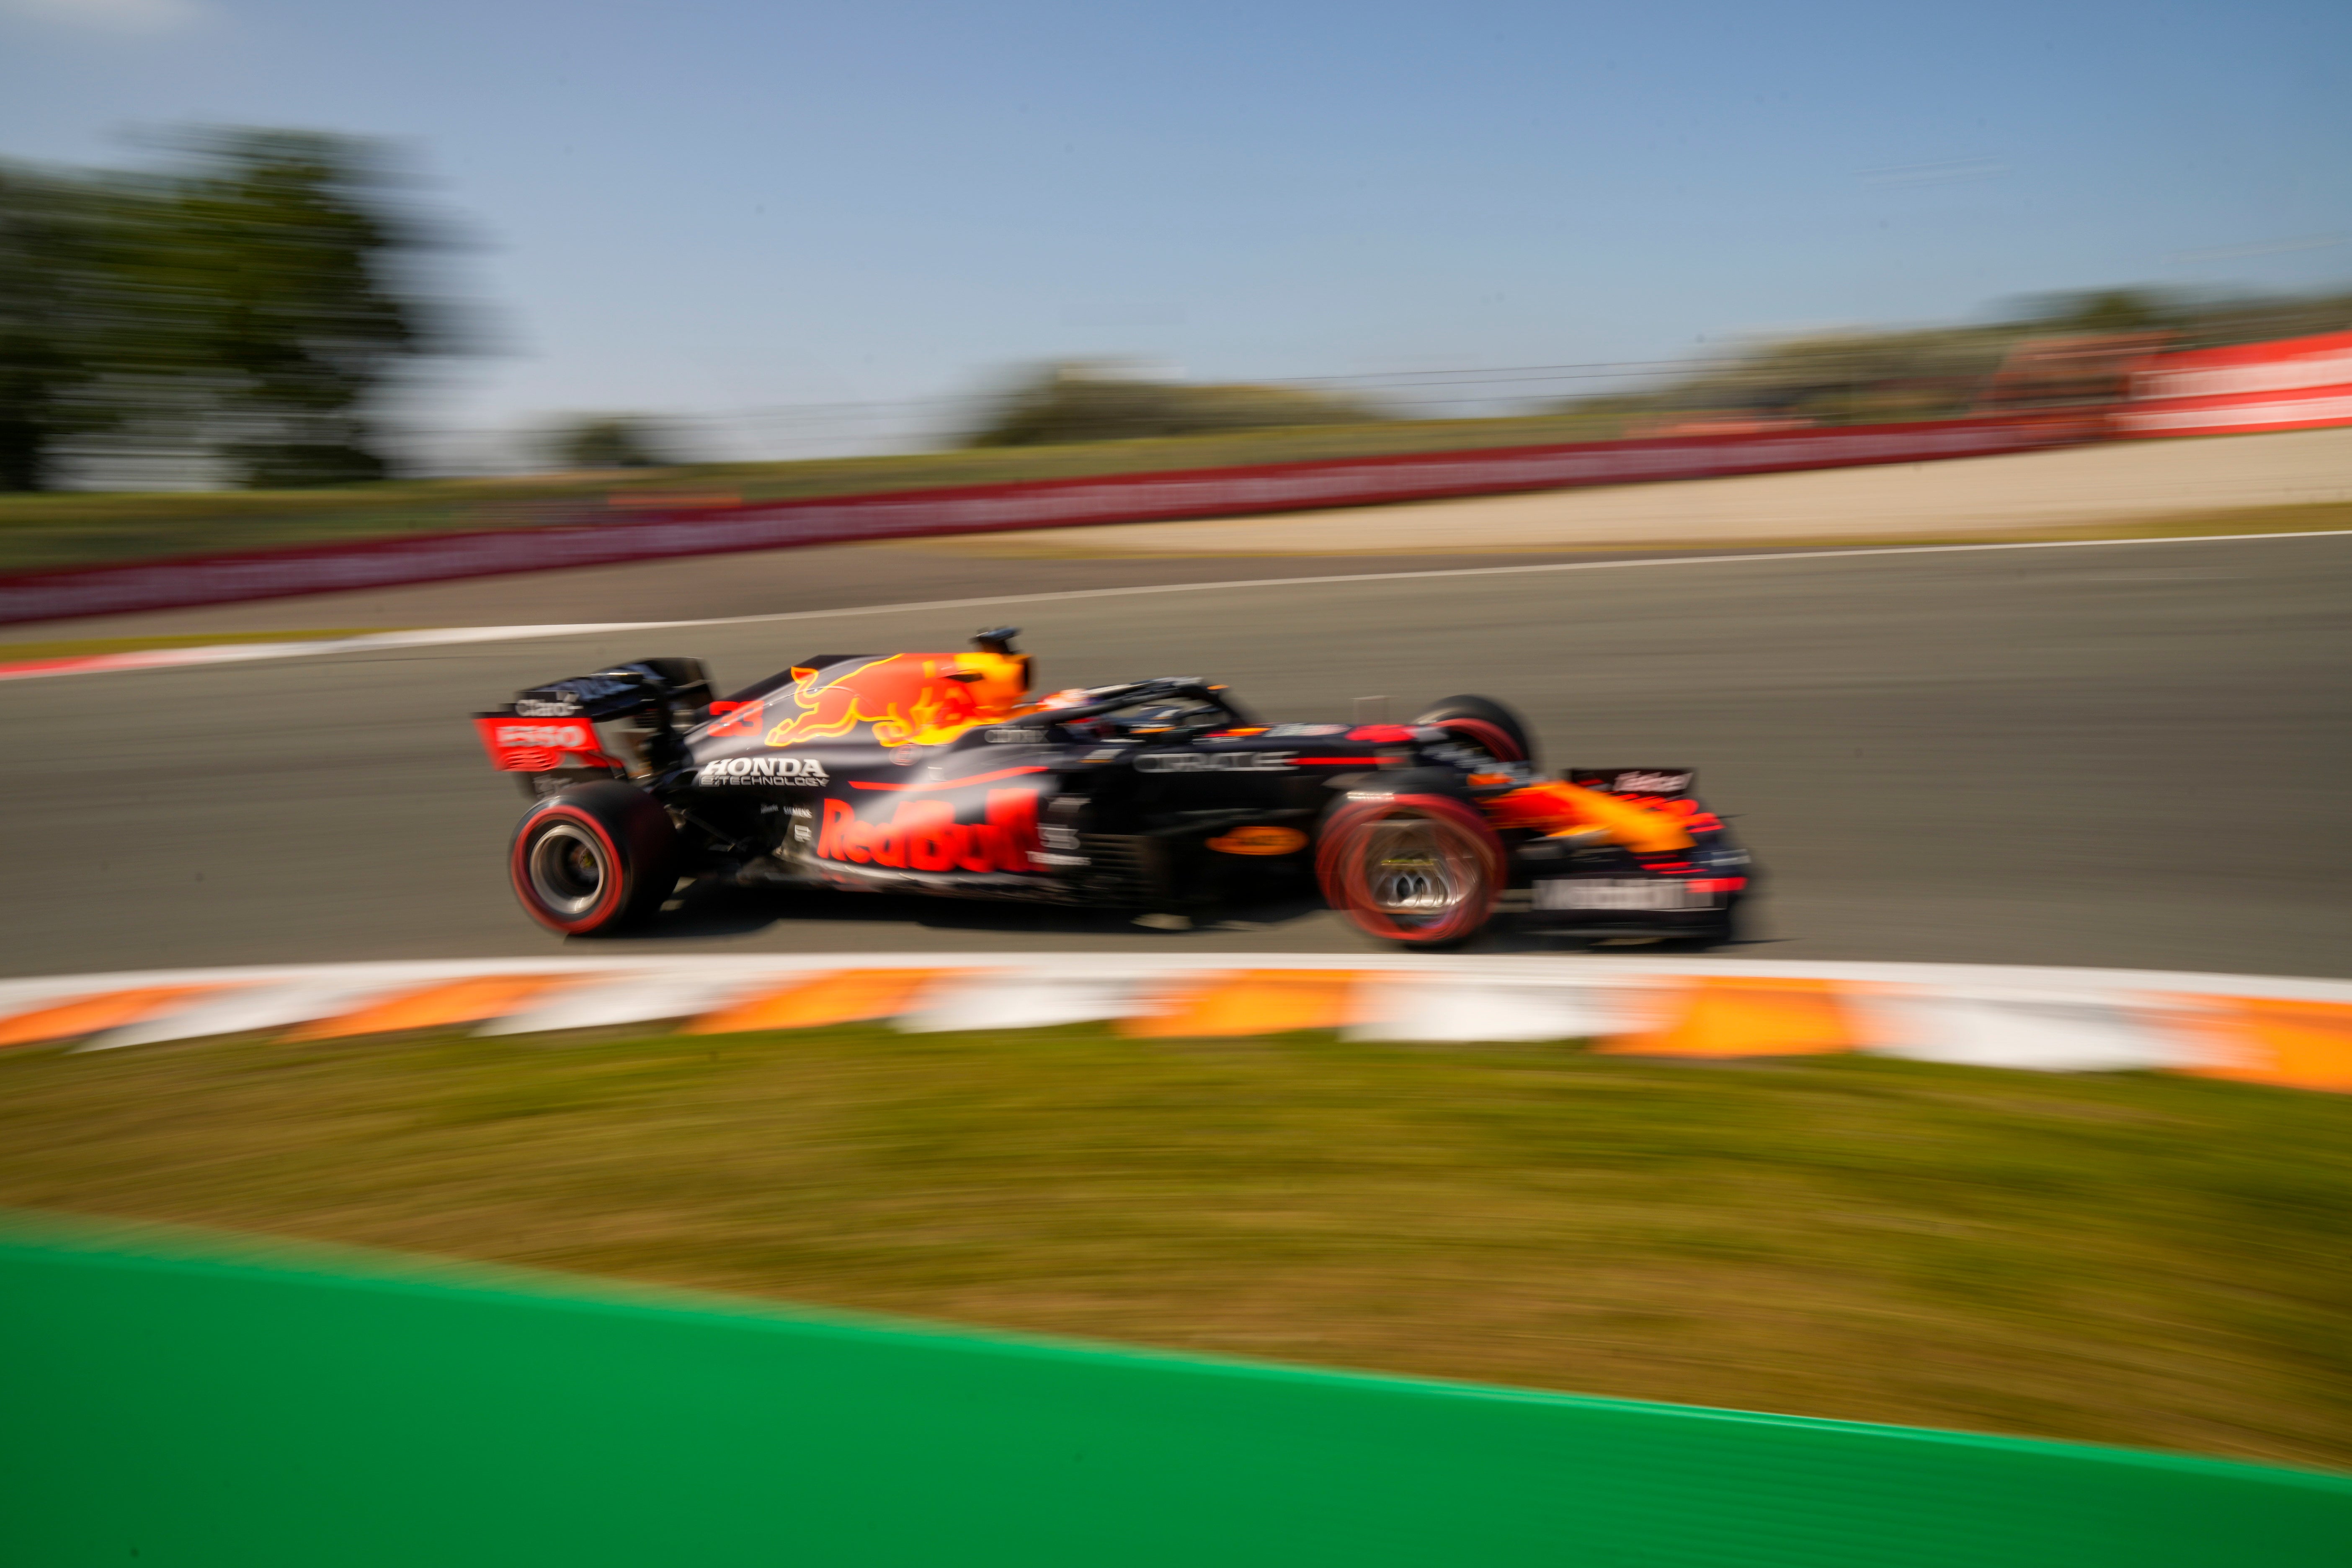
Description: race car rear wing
xmin=472 ymin=657 xmax=716 ymax=786
xmin=508 ymin=659 xmax=715 ymax=723
xmin=472 ymin=714 xmax=629 ymax=776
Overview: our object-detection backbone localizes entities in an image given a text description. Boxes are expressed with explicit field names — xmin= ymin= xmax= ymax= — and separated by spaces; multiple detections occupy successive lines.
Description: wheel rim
xmin=527 ymin=821 xmax=610 ymax=918
xmin=1358 ymin=816 xmax=1479 ymax=931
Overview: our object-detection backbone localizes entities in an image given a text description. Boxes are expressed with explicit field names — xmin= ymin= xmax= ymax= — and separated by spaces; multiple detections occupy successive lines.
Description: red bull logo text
xmin=765 ymin=655 xmax=996 ymax=749
xmin=817 ymin=790 xmax=1042 ymax=874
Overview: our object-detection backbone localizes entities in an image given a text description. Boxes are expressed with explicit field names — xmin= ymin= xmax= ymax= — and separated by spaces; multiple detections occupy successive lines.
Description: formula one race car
xmin=471 ymin=630 xmax=1754 ymax=949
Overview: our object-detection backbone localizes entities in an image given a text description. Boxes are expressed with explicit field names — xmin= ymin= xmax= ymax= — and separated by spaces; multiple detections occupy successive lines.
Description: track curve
xmin=3 ymin=531 xmax=2345 ymax=980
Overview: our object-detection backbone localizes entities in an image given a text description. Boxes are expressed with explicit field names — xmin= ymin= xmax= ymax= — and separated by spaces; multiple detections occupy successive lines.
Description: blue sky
xmin=3 ymin=0 xmax=2346 ymax=465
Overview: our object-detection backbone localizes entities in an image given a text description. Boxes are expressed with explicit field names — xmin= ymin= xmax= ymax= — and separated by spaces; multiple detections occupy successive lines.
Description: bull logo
xmin=764 ymin=655 xmax=987 ymax=749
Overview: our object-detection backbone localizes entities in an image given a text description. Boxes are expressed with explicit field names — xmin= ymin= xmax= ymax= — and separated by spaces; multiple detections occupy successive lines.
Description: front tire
xmin=1413 ymin=694 xmax=1536 ymax=767
xmin=509 ymin=782 xmax=680 ymax=936
xmin=1316 ymin=793 xmax=1505 ymax=949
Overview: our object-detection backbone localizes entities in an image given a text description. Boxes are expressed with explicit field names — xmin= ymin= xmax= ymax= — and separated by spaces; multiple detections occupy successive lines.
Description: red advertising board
xmin=0 ymin=415 xmax=2096 ymax=626
xmin=2115 ymin=330 xmax=2352 ymax=438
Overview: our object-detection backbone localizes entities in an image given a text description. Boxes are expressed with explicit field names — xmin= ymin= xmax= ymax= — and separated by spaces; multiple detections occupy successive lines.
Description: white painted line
xmin=5 ymin=527 xmax=2344 ymax=682
xmin=8 ymin=953 xmax=2350 ymax=1010
xmin=1853 ymin=992 xmax=2190 ymax=1073
xmin=475 ymin=968 xmax=780 ymax=1037
xmin=78 ymin=975 xmax=415 ymax=1051
xmin=1347 ymin=976 xmax=1641 ymax=1042
xmin=0 ymin=623 xmax=673 ymax=683
xmin=896 ymin=971 xmax=1152 ymax=1033
xmin=0 ymin=957 xmax=2337 ymax=1083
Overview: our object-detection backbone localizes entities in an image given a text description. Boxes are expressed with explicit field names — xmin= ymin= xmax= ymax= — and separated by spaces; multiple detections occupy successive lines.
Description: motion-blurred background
xmin=3 ymin=0 xmax=2347 ymax=488
xmin=4 ymin=0 xmax=2350 ymax=1494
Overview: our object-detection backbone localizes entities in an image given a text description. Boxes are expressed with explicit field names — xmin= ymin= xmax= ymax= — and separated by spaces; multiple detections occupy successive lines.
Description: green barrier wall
xmin=2 ymin=1216 xmax=2346 ymax=1567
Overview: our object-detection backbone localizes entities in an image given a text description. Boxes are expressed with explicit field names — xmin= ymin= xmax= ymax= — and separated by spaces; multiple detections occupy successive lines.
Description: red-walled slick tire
xmin=1413 ymin=694 xmax=1535 ymax=767
xmin=508 ymin=782 xmax=681 ymax=936
xmin=1317 ymin=793 xmax=1506 ymax=949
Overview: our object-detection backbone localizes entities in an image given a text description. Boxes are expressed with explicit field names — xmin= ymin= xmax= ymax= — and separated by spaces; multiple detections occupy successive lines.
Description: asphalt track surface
xmin=4 ymin=530 xmax=2346 ymax=981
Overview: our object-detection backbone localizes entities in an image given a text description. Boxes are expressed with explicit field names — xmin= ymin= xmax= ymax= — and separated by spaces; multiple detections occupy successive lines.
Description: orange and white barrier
xmin=1 ymin=954 xmax=2348 ymax=1093
xmin=2117 ymin=329 xmax=2352 ymax=437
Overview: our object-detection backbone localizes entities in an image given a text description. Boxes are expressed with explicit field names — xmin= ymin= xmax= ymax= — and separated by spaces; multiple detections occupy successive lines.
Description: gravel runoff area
xmin=946 ymin=427 xmax=2352 ymax=555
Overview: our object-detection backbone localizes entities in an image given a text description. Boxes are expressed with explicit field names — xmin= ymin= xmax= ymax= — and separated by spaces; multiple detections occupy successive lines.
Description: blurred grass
xmin=1 ymin=1020 xmax=2346 ymax=1470
xmin=0 ymin=413 xmax=1631 ymax=575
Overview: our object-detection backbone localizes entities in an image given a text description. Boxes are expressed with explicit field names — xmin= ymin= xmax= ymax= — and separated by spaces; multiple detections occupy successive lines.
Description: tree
xmin=0 ymin=131 xmax=456 ymax=491
xmin=0 ymin=169 xmax=119 ymax=491
xmin=157 ymin=130 xmax=441 ymax=487
xmin=2017 ymin=287 xmax=2186 ymax=335
xmin=964 ymin=362 xmax=1384 ymax=447
xmin=548 ymin=413 xmax=680 ymax=469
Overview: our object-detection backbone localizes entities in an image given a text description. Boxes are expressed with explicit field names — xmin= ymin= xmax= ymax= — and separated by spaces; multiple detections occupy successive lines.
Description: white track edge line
xmin=5 ymin=954 xmax=2349 ymax=1011
xmin=6 ymin=526 xmax=2345 ymax=681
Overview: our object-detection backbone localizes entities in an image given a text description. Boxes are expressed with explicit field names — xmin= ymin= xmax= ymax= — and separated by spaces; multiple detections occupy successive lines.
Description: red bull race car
xmin=472 ymin=629 xmax=1754 ymax=949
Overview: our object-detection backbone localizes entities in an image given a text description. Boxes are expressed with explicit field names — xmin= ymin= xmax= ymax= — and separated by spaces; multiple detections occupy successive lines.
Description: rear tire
xmin=1414 ymin=694 xmax=1536 ymax=767
xmin=1316 ymin=793 xmax=1505 ymax=949
xmin=509 ymin=782 xmax=680 ymax=936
